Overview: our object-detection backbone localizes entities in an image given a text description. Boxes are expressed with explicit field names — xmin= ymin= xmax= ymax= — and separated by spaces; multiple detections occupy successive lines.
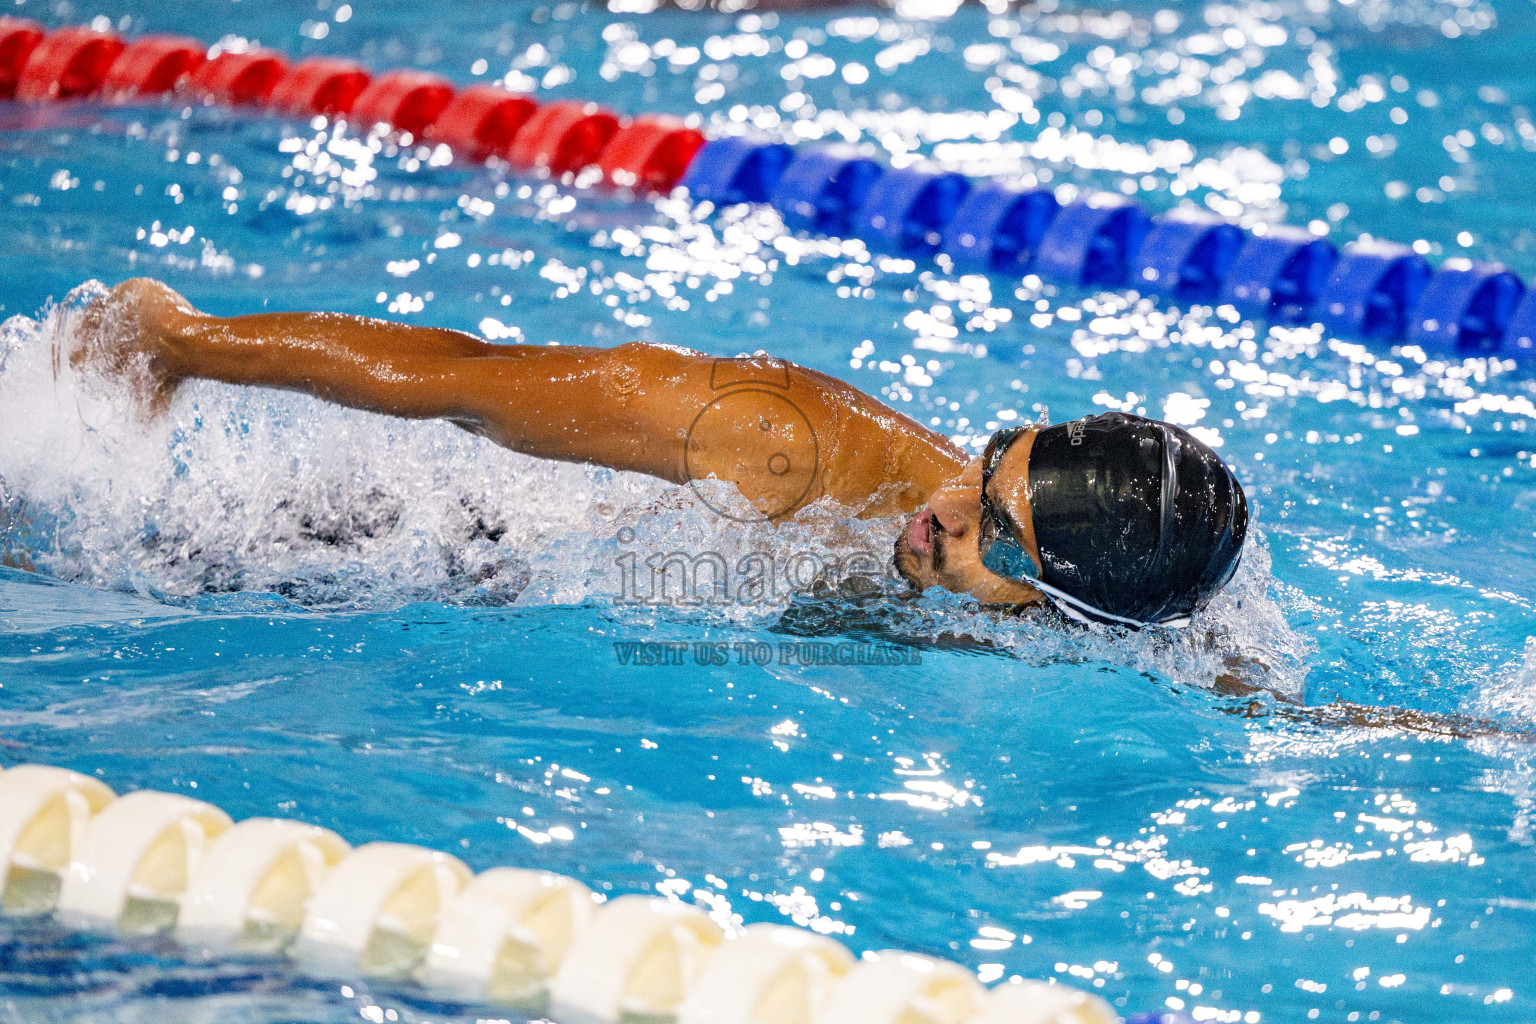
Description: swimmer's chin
xmin=891 ymin=530 xmax=928 ymax=593
xmin=894 ymin=528 xmax=1044 ymax=615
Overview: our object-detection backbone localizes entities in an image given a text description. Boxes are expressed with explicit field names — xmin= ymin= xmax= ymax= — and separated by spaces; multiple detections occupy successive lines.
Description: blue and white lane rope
xmin=681 ymin=134 xmax=1535 ymax=361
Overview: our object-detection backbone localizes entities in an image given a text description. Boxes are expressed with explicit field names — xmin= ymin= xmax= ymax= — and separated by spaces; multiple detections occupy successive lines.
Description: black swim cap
xmin=1026 ymin=412 xmax=1248 ymax=627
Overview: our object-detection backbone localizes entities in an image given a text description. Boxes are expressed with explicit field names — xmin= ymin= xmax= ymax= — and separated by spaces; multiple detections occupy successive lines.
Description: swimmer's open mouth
xmin=907 ymin=507 xmax=935 ymax=554
xmin=893 ymin=509 xmax=938 ymax=590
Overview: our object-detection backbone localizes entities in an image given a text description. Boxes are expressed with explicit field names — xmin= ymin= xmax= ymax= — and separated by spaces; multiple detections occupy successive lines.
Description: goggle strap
xmin=1030 ymin=576 xmax=1192 ymax=630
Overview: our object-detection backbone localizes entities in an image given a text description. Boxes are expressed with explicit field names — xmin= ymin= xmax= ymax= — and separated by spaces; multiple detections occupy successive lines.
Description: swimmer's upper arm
xmin=468 ymin=340 xmax=895 ymax=510
xmin=463 ymin=340 xmax=744 ymax=484
xmin=562 ymin=343 xmax=962 ymax=515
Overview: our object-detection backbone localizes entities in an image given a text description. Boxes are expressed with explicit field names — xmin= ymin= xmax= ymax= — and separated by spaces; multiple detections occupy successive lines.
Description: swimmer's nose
xmin=925 ymin=478 xmax=976 ymax=538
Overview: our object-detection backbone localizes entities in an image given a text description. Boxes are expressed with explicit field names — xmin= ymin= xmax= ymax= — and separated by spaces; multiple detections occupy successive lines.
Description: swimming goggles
xmin=977 ymin=425 xmax=1037 ymax=582
xmin=976 ymin=424 xmax=1191 ymax=631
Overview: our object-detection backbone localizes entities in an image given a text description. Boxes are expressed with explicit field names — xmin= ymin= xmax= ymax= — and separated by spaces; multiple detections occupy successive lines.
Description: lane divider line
xmin=1 ymin=17 xmax=1530 ymax=360
xmin=0 ymin=761 xmax=1133 ymax=1023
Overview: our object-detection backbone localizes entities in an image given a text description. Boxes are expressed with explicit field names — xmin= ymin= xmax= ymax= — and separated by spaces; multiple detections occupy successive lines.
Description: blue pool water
xmin=2 ymin=0 xmax=1536 ymax=1021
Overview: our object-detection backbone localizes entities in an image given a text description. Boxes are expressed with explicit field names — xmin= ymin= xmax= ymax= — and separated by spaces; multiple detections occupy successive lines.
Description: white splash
xmin=0 ymin=283 xmax=659 ymax=609
xmin=1475 ymin=637 xmax=1536 ymax=725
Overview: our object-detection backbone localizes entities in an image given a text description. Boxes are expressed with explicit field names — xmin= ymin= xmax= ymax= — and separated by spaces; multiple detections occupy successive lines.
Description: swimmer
xmin=56 ymin=280 xmax=1536 ymax=746
xmin=72 ymin=277 xmax=1247 ymax=629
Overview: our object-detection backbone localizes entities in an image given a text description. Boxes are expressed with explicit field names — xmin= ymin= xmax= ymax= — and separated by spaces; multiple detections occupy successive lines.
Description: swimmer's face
xmin=893 ymin=427 xmax=1044 ymax=608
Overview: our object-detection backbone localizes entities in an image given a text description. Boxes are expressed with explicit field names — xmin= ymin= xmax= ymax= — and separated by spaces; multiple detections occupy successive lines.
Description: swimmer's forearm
xmin=169 ymin=311 xmax=518 ymax=419
xmin=163 ymin=308 xmax=703 ymax=479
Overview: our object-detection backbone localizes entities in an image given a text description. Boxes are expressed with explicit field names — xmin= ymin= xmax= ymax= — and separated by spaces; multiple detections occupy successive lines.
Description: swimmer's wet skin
xmin=78 ymin=278 xmax=1247 ymax=625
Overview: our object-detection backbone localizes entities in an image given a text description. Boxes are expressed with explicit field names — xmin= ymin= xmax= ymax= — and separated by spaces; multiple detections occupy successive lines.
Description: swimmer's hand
xmin=68 ymin=277 xmax=199 ymax=416
xmin=1214 ymin=653 xmax=1287 ymax=701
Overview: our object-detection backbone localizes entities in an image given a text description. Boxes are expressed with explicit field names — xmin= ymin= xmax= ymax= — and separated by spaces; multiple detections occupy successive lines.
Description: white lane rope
xmin=0 ymin=763 xmax=1117 ymax=1024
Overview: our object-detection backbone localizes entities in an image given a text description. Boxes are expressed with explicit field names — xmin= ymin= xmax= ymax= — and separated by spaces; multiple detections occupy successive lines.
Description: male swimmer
xmin=56 ymin=279 xmax=1536 ymax=744
xmin=74 ymin=277 xmax=1247 ymax=629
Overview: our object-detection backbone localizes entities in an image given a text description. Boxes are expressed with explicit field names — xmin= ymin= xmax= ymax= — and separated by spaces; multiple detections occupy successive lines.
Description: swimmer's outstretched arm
xmin=1227 ymin=695 xmax=1536 ymax=745
xmin=87 ymin=279 xmax=965 ymax=518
